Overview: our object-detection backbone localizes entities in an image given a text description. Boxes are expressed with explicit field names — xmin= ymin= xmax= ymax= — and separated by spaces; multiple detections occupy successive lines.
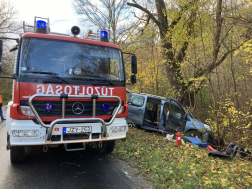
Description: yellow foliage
xmin=206 ymin=95 xmax=252 ymax=147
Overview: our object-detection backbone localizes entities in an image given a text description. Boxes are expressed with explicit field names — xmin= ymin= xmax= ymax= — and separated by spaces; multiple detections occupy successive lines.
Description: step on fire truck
xmin=0 ymin=16 xmax=137 ymax=163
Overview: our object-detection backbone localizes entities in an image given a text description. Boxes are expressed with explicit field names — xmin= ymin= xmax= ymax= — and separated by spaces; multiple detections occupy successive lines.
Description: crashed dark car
xmin=125 ymin=90 xmax=211 ymax=137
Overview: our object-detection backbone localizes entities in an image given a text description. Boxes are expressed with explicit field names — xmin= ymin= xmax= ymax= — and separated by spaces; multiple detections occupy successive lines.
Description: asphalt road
xmin=0 ymin=109 xmax=153 ymax=189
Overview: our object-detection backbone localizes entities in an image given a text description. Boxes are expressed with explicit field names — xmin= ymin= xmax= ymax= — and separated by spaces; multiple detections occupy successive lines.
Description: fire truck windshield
xmin=19 ymin=38 xmax=125 ymax=83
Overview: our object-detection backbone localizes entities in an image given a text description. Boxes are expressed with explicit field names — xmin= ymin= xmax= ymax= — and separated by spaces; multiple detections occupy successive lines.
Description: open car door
xmin=165 ymin=98 xmax=187 ymax=132
xmin=127 ymin=94 xmax=146 ymax=126
xmin=143 ymin=98 xmax=162 ymax=128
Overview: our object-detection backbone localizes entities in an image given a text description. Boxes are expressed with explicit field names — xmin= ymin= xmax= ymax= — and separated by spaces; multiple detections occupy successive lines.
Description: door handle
xmin=139 ymin=109 xmax=142 ymax=112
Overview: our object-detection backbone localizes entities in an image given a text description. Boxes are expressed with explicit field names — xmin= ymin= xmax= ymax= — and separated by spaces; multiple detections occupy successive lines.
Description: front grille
xmin=51 ymin=133 xmax=101 ymax=142
xmin=21 ymin=100 xmax=119 ymax=117
xmin=92 ymin=133 xmax=100 ymax=139
xmin=63 ymin=133 xmax=90 ymax=141
xmin=51 ymin=135 xmax=61 ymax=141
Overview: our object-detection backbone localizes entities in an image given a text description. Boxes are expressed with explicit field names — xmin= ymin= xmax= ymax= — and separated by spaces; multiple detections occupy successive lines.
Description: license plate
xmin=63 ymin=126 xmax=92 ymax=134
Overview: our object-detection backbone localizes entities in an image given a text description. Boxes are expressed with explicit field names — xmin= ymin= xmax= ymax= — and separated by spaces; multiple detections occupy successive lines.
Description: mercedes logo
xmin=74 ymin=68 xmax=81 ymax=75
xmin=72 ymin=102 xmax=84 ymax=115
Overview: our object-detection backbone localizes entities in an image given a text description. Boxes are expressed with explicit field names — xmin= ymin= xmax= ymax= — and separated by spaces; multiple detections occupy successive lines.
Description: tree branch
xmin=194 ymin=45 xmax=241 ymax=78
xmin=175 ymin=9 xmax=196 ymax=63
xmin=127 ymin=0 xmax=160 ymax=27
xmin=169 ymin=2 xmax=195 ymax=29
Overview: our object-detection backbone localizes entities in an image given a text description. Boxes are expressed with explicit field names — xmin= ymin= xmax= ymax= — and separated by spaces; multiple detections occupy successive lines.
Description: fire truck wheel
xmin=10 ymin=146 xmax=25 ymax=163
xmin=105 ymin=140 xmax=115 ymax=153
xmin=97 ymin=142 xmax=107 ymax=154
xmin=97 ymin=140 xmax=115 ymax=154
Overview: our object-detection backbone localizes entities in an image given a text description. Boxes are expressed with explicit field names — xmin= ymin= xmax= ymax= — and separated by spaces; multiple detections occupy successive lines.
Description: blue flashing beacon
xmin=100 ymin=30 xmax=108 ymax=42
xmin=36 ymin=20 xmax=47 ymax=29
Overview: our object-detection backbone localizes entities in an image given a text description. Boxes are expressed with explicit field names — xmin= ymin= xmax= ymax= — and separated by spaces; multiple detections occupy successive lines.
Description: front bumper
xmin=9 ymin=93 xmax=127 ymax=146
xmin=9 ymin=118 xmax=127 ymax=146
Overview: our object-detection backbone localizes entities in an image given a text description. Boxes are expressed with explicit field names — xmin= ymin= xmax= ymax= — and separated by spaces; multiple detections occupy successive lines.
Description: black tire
xmin=185 ymin=130 xmax=202 ymax=140
xmin=105 ymin=140 xmax=115 ymax=153
xmin=97 ymin=140 xmax=116 ymax=154
xmin=10 ymin=146 xmax=25 ymax=163
xmin=128 ymin=122 xmax=138 ymax=128
xmin=97 ymin=141 xmax=107 ymax=154
xmin=225 ymin=142 xmax=238 ymax=157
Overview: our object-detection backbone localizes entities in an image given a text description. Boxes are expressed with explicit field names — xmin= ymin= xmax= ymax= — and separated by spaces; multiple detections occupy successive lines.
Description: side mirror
xmin=130 ymin=75 xmax=136 ymax=84
xmin=131 ymin=55 xmax=137 ymax=74
xmin=11 ymin=74 xmax=16 ymax=79
xmin=0 ymin=40 xmax=2 ymax=62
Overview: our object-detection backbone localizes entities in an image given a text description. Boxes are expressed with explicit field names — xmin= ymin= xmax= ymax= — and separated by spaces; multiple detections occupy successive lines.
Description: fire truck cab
xmin=0 ymin=17 xmax=137 ymax=163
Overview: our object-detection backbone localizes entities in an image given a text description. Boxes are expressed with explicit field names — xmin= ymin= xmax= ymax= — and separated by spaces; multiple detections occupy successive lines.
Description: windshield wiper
xmin=22 ymin=71 xmax=70 ymax=84
xmin=79 ymin=75 xmax=115 ymax=86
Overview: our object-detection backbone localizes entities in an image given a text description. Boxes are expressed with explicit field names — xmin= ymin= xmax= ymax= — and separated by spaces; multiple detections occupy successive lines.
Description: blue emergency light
xmin=100 ymin=30 xmax=108 ymax=42
xmin=100 ymin=31 xmax=108 ymax=38
xmin=36 ymin=20 xmax=47 ymax=29
xmin=102 ymin=103 xmax=109 ymax=111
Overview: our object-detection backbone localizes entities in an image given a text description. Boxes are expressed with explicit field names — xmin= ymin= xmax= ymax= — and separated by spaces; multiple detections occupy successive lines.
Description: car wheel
xmin=10 ymin=146 xmax=25 ymax=163
xmin=186 ymin=130 xmax=202 ymax=140
xmin=128 ymin=122 xmax=138 ymax=128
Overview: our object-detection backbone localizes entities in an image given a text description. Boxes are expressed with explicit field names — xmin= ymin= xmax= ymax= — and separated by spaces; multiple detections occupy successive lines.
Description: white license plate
xmin=63 ymin=126 xmax=92 ymax=134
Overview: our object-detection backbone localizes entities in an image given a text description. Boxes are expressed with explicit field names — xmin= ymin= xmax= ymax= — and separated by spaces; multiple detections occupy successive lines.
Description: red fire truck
xmin=0 ymin=17 xmax=137 ymax=163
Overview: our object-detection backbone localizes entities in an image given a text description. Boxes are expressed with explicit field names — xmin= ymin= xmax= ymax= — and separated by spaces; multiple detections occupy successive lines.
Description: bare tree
xmin=73 ymin=0 xmax=134 ymax=45
xmin=0 ymin=1 xmax=21 ymax=102
xmin=0 ymin=0 xmax=20 ymax=36
xmin=0 ymin=0 xmax=21 ymax=75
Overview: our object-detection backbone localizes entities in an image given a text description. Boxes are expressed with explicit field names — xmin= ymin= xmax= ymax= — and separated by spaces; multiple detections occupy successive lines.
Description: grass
xmin=113 ymin=127 xmax=252 ymax=189
xmin=3 ymin=99 xmax=11 ymax=105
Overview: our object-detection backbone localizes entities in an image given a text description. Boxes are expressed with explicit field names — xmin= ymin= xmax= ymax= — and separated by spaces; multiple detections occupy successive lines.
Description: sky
xmin=10 ymin=0 xmax=90 ymax=35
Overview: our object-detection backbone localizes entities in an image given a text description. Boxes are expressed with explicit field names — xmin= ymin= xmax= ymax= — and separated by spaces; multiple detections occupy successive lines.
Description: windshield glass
xmin=19 ymin=38 xmax=124 ymax=82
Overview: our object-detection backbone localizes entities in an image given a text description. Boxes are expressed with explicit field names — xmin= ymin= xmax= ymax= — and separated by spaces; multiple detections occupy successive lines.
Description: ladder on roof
xmin=84 ymin=29 xmax=111 ymax=42
xmin=23 ymin=21 xmax=34 ymax=33
xmin=84 ymin=29 xmax=99 ymax=40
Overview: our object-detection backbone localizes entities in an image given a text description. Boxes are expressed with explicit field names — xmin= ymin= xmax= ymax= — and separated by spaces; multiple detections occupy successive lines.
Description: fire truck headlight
xmin=11 ymin=130 xmax=39 ymax=138
xmin=20 ymin=106 xmax=35 ymax=116
xmin=109 ymin=126 xmax=127 ymax=133
xmin=112 ymin=106 xmax=124 ymax=115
